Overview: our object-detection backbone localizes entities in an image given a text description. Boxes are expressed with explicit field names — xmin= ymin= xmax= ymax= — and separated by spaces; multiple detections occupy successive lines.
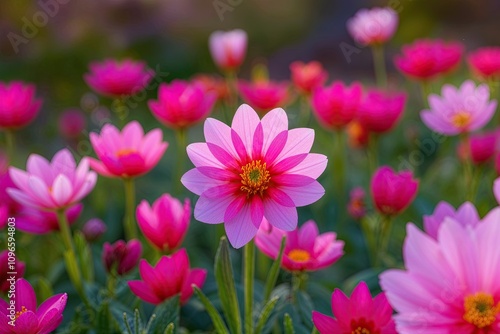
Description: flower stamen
xmin=463 ymin=292 xmax=500 ymax=328
xmin=116 ymin=148 xmax=137 ymax=158
xmin=14 ymin=306 xmax=28 ymax=322
xmin=451 ymin=111 xmax=472 ymax=128
xmin=240 ymin=160 xmax=271 ymax=197
xmin=288 ymin=249 xmax=311 ymax=262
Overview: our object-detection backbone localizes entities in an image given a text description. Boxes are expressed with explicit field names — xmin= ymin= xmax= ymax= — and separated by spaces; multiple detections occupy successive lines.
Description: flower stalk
xmin=371 ymin=45 xmax=387 ymax=87
xmin=123 ymin=177 xmax=137 ymax=240
xmin=244 ymin=240 xmax=255 ymax=334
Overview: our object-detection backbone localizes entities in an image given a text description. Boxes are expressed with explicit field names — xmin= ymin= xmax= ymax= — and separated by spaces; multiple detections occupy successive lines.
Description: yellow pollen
xmin=240 ymin=160 xmax=271 ymax=197
xmin=288 ymin=249 xmax=311 ymax=262
xmin=116 ymin=148 xmax=137 ymax=158
xmin=14 ymin=306 xmax=28 ymax=321
xmin=451 ymin=112 xmax=472 ymax=128
xmin=463 ymin=292 xmax=500 ymax=328
xmin=351 ymin=328 xmax=371 ymax=334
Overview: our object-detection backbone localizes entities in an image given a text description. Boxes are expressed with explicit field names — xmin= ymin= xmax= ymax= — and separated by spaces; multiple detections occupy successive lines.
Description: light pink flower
xmin=128 ymin=248 xmax=206 ymax=305
xmin=380 ymin=209 xmax=500 ymax=333
xmin=289 ymin=61 xmax=328 ymax=94
xmin=0 ymin=81 xmax=42 ymax=130
xmin=423 ymin=201 xmax=480 ymax=240
xmin=84 ymin=59 xmax=154 ymax=97
xmin=495 ymin=178 xmax=500 ymax=204
xmin=347 ymin=7 xmax=398 ymax=46
xmin=357 ymin=89 xmax=406 ymax=133
xmin=209 ymin=29 xmax=247 ymax=71
xmin=88 ymin=121 xmax=168 ymax=178
xmin=136 ymin=194 xmax=190 ymax=252
xmin=421 ymin=80 xmax=497 ymax=136
xmin=255 ymin=219 xmax=344 ymax=272
xmin=312 ymin=281 xmax=397 ymax=334
xmin=102 ymin=239 xmax=142 ymax=276
xmin=0 ymin=278 xmax=67 ymax=334
xmin=181 ymin=104 xmax=327 ymax=248
xmin=15 ymin=204 xmax=82 ymax=234
xmin=237 ymin=80 xmax=290 ymax=113
xmin=7 ymin=149 xmax=96 ymax=211
xmin=468 ymin=47 xmax=500 ymax=79
xmin=148 ymin=80 xmax=216 ymax=129
xmin=0 ymin=160 xmax=21 ymax=229
xmin=58 ymin=109 xmax=86 ymax=139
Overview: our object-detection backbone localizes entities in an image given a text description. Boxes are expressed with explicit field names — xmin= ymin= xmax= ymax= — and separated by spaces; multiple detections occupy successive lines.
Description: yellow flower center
xmin=451 ymin=112 xmax=472 ymax=128
xmin=288 ymin=249 xmax=311 ymax=262
xmin=116 ymin=148 xmax=137 ymax=158
xmin=14 ymin=306 xmax=28 ymax=321
xmin=352 ymin=328 xmax=371 ymax=334
xmin=240 ymin=160 xmax=271 ymax=197
xmin=463 ymin=292 xmax=500 ymax=328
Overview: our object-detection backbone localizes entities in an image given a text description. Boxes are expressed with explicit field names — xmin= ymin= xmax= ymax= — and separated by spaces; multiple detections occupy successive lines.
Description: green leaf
xmin=33 ymin=277 xmax=53 ymax=303
xmin=263 ymin=236 xmax=286 ymax=303
xmin=214 ymin=237 xmax=242 ymax=334
xmin=73 ymin=231 xmax=94 ymax=282
xmin=283 ymin=313 xmax=295 ymax=334
xmin=95 ymin=301 xmax=114 ymax=333
xmin=193 ymin=286 xmax=230 ymax=334
xmin=164 ymin=323 xmax=175 ymax=334
xmin=149 ymin=296 xmax=180 ymax=334
xmin=254 ymin=296 xmax=279 ymax=334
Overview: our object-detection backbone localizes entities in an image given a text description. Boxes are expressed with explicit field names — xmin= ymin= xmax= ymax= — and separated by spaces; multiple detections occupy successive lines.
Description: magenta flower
xmin=136 ymin=194 xmax=190 ymax=252
xmin=423 ymin=201 xmax=480 ymax=240
xmin=0 ymin=251 xmax=25 ymax=293
xmin=347 ymin=7 xmax=398 ymax=46
xmin=289 ymin=61 xmax=328 ymax=95
xmin=0 ymin=81 xmax=42 ymax=130
xmin=421 ymin=80 xmax=497 ymax=136
xmin=312 ymin=281 xmax=396 ymax=334
xmin=237 ymin=80 xmax=290 ymax=113
xmin=371 ymin=166 xmax=418 ymax=216
xmin=82 ymin=218 xmax=107 ymax=242
xmin=311 ymin=81 xmax=363 ymax=130
xmin=357 ymin=89 xmax=406 ymax=133
xmin=0 ymin=278 xmax=67 ymax=334
xmin=394 ymin=39 xmax=463 ymax=80
xmin=347 ymin=187 xmax=367 ymax=220
xmin=0 ymin=163 xmax=21 ymax=230
xmin=209 ymin=29 xmax=247 ymax=72
xmin=128 ymin=248 xmax=206 ymax=305
xmin=181 ymin=104 xmax=327 ymax=248
xmin=15 ymin=204 xmax=82 ymax=234
xmin=148 ymin=80 xmax=216 ymax=129
xmin=89 ymin=121 xmax=168 ymax=178
xmin=102 ymin=239 xmax=142 ymax=276
xmin=7 ymin=149 xmax=96 ymax=211
xmin=458 ymin=131 xmax=498 ymax=164
xmin=255 ymin=219 xmax=344 ymax=272
xmin=192 ymin=74 xmax=230 ymax=103
xmin=468 ymin=47 xmax=500 ymax=79
xmin=58 ymin=109 xmax=86 ymax=139
xmin=380 ymin=209 xmax=500 ymax=333
xmin=84 ymin=59 xmax=154 ymax=98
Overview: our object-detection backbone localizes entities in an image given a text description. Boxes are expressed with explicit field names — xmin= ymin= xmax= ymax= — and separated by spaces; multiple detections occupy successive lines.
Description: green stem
xmin=371 ymin=45 xmax=387 ymax=87
xmin=376 ymin=214 xmax=393 ymax=267
xmin=298 ymin=95 xmax=311 ymax=127
xmin=360 ymin=217 xmax=377 ymax=267
xmin=367 ymin=133 xmax=379 ymax=177
xmin=107 ymin=271 xmax=116 ymax=298
xmin=225 ymin=70 xmax=238 ymax=115
xmin=332 ymin=130 xmax=347 ymax=231
xmin=112 ymin=98 xmax=128 ymax=126
xmin=291 ymin=271 xmax=307 ymax=304
xmin=420 ymin=81 xmax=431 ymax=108
xmin=244 ymin=240 xmax=255 ymax=334
xmin=461 ymin=133 xmax=475 ymax=202
xmin=123 ymin=177 xmax=137 ymax=240
xmin=175 ymin=128 xmax=187 ymax=195
xmin=4 ymin=130 xmax=14 ymax=163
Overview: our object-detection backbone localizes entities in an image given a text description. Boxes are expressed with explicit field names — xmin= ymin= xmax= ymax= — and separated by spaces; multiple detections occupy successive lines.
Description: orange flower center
xmin=240 ymin=160 xmax=271 ymax=197
xmin=351 ymin=328 xmax=371 ymax=334
xmin=14 ymin=306 xmax=28 ymax=322
xmin=451 ymin=112 xmax=472 ymax=128
xmin=288 ymin=249 xmax=311 ymax=262
xmin=350 ymin=318 xmax=377 ymax=334
xmin=463 ymin=292 xmax=500 ymax=328
xmin=116 ymin=148 xmax=137 ymax=158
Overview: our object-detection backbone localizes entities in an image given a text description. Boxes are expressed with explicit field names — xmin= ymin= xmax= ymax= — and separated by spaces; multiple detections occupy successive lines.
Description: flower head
xmin=380 ymin=209 xmax=500 ymax=333
xmin=209 ymin=29 xmax=247 ymax=72
xmin=82 ymin=218 xmax=107 ymax=242
xmin=89 ymin=121 xmax=168 ymax=178
xmin=0 ymin=278 xmax=67 ymax=334
xmin=0 ymin=160 xmax=21 ymax=229
xmin=421 ymin=80 xmax=497 ymax=135
xmin=148 ymin=80 xmax=216 ymax=129
xmin=84 ymin=59 xmax=154 ymax=97
xmin=423 ymin=201 xmax=480 ymax=240
xmin=347 ymin=187 xmax=367 ymax=219
xmin=371 ymin=166 xmax=418 ymax=216
xmin=347 ymin=7 xmax=398 ymax=46
xmin=312 ymin=281 xmax=397 ymax=334
xmin=458 ymin=131 xmax=498 ymax=164
xmin=15 ymin=204 xmax=82 ymax=234
xmin=128 ymin=249 xmax=206 ymax=305
xmin=468 ymin=47 xmax=500 ymax=79
xmin=136 ymin=194 xmax=190 ymax=252
xmin=192 ymin=74 xmax=230 ymax=103
xmin=102 ymin=239 xmax=142 ymax=276
xmin=58 ymin=109 xmax=86 ymax=139
xmin=347 ymin=121 xmax=370 ymax=148
xmin=7 ymin=149 xmax=96 ymax=211
xmin=357 ymin=89 xmax=406 ymax=133
xmin=238 ymin=80 xmax=290 ymax=113
xmin=255 ymin=219 xmax=344 ymax=272
xmin=0 ymin=251 xmax=25 ymax=293
xmin=289 ymin=61 xmax=328 ymax=94
xmin=182 ymin=104 xmax=327 ymax=248
xmin=0 ymin=81 xmax=42 ymax=130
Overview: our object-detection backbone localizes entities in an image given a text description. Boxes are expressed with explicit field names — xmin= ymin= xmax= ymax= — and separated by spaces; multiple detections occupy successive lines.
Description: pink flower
xmin=181 ymin=104 xmax=327 ymax=248
xmin=209 ymin=29 xmax=247 ymax=72
xmin=380 ymin=209 xmax=500 ymax=333
xmin=7 ymin=149 xmax=96 ymax=211
xmin=58 ymin=109 xmax=86 ymax=139
xmin=84 ymin=59 xmax=154 ymax=97
xmin=311 ymin=81 xmax=363 ymax=130
xmin=89 ymin=121 xmax=168 ymax=178
xmin=394 ymin=39 xmax=463 ymax=80
xmin=423 ymin=201 xmax=480 ymax=240
xmin=0 ymin=251 xmax=25 ymax=293
xmin=0 ymin=278 xmax=67 ymax=334
xmin=289 ymin=61 xmax=328 ymax=94
xmin=468 ymin=47 xmax=500 ymax=79
xmin=495 ymin=178 xmax=500 ymax=204
xmin=192 ymin=74 xmax=230 ymax=103
xmin=458 ymin=132 xmax=498 ymax=164
xmin=421 ymin=80 xmax=497 ymax=135
xmin=128 ymin=248 xmax=206 ymax=305
xmin=0 ymin=81 xmax=42 ymax=130
xmin=148 ymin=80 xmax=216 ymax=129
xmin=255 ymin=219 xmax=344 ymax=272
xmin=347 ymin=187 xmax=367 ymax=219
xmin=312 ymin=281 xmax=397 ymax=334
xmin=102 ymin=239 xmax=142 ymax=276
xmin=357 ymin=89 xmax=406 ymax=133
xmin=0 ymin=163 xmax=21 ymax=230
xmin=82 ymin=218 xmax=107 ymax=242
xmin=237 ymin=80 xmax=290 ymax=113
xmin=15 ymin=204 xmax=82 ymax=234
xmin=371 ymin=166 xmax=418 ymax=216
xmin=136 ymin=194 xmax=190 ymax=252
xmin=347 ymin=7 xmax=398 ymax=46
